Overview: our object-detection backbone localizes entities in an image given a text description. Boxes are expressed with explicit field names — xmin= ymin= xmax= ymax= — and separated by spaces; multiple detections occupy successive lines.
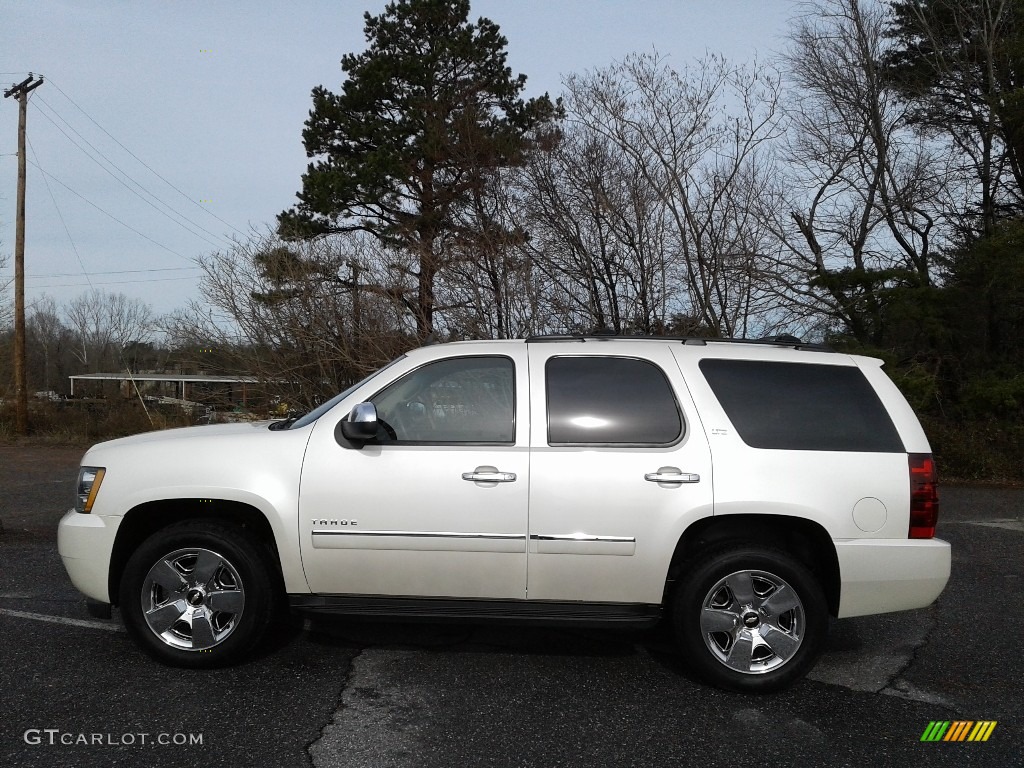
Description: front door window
xmin=370 ymin=356 xmax=515 ymax=444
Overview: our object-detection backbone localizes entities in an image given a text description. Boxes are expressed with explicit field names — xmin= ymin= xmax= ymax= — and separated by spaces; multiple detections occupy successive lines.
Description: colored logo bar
xmin=921 ymin=721 xmax=997 ymax=742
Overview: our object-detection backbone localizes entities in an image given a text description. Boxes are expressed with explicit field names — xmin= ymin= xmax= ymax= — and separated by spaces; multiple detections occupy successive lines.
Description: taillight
xmin=909 ymin=453 xmax=939 ymax=538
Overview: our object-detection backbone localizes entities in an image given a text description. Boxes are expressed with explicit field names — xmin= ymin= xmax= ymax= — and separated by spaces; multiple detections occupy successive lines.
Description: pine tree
xmin=278 ymin=0 xmax=558 ymax=339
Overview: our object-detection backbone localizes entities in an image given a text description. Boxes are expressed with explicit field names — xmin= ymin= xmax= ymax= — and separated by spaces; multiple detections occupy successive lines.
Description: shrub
xmin=0 ymin=400 xmax=198 ymax=445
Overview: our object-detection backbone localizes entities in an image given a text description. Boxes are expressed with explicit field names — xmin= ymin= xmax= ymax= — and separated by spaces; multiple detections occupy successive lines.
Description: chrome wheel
xmin=699 ymin=569 xmax=804 ymax=675
xmin=141 ymin=547 xmax=245 ymax=652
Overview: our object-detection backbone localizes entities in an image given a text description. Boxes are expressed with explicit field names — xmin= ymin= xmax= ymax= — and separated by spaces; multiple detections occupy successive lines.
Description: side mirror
xmin=340 ymin=402 xmax=379 ymax=441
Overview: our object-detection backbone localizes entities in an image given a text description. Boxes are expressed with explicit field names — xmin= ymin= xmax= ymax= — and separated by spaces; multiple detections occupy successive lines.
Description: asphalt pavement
xmin=0 ymin=445 xmax=1019 ymax=767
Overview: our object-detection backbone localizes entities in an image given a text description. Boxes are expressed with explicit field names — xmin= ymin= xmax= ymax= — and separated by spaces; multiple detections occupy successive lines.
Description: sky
xmin=1 ymin=0 xmax=797 ymax=319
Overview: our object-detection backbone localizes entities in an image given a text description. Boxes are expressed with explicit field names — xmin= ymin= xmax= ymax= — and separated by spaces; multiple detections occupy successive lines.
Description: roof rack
xmin=523 ymin=333 xmax=833 ymax=352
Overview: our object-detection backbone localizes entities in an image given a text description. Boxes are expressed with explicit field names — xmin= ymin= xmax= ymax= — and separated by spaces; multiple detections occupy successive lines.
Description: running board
xmin=288 ymin=595 xmax=661 ymax=628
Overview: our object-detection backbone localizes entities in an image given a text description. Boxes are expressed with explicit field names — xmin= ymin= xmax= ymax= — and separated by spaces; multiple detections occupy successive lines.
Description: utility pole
xmin=4 ymin=74 xmax=44 ymax=435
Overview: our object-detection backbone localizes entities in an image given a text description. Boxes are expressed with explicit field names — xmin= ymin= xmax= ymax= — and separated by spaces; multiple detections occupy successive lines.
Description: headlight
xmin=75 ymin=466 xmax=106 ymax=513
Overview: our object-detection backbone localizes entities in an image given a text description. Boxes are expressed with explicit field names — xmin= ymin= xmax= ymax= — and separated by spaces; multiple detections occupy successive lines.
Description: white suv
xmin=58 ymin=336 xmax=950 ymax=692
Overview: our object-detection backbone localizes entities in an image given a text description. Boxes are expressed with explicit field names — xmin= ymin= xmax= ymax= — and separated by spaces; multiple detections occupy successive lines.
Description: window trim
xmin=544 ymin=354 xmax=686 ymax=448
xmin=365 ymin=354 xmax=517 ymax=447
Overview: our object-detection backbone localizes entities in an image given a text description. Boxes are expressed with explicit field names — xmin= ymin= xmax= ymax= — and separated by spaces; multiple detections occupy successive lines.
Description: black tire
xmin=671 ymin=544 xmax=828 ymax=693
xmin=119 ymin=520 xmax=279 ymax=668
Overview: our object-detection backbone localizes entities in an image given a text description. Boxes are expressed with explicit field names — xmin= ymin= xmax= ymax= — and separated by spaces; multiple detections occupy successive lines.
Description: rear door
xmin=525 ymin=342 xmax=714 ymax=604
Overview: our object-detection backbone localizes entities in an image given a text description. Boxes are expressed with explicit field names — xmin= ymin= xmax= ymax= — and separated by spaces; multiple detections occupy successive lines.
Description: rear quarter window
xmin=699 ymin=359 xmax=904 ymax=452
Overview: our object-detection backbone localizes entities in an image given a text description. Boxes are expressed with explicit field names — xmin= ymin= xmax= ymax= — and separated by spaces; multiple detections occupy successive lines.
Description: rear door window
xmin=546 ymin=356 xmax=683 ymax=446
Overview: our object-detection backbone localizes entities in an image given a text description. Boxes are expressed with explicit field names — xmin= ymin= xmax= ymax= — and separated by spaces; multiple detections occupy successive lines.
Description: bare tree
xmin=561 ymin=51 xmax=785 ymax=337
xmin=27 ymin=295 xmax=74 ymax=393
xmin=763 ymin=0 xmax=951 ymax=344
xmin=0 ymin=252 xmax=10 ymax=331
xmin=167 ymin=231 xmax=412 ymax=410
xmin=65 ymin=290 xmax=155 ymax=372
xmin=517 ymin=123 xmax=675 ymax=334
xmin=886 ymin=0 xmax=1023 ymax=238
xmin=441 ymin=163 xmax=549 ymax=339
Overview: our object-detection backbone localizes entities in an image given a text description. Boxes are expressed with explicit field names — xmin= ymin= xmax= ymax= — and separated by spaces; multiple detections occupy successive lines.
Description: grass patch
xmin=0 ymin=400 xmax=201 ymax=446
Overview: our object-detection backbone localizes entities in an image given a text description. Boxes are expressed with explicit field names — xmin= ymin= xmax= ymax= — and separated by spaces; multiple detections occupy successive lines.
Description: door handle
xmin=462 ymin=467 xmax=517 ymax=483
xmin=645 ymin=470 xmax=700 ymax=484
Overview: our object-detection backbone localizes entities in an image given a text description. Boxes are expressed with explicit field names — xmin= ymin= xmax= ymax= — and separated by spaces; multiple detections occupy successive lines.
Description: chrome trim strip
xmin=312 ymin=530 xmax=526 ymax=540
xmin=530 ymin=534 xmax=636 ymax=543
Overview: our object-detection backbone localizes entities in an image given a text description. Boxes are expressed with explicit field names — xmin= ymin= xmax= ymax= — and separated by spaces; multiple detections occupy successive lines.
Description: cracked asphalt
xmin=0 ymin=445 xmax=1020 ymax=767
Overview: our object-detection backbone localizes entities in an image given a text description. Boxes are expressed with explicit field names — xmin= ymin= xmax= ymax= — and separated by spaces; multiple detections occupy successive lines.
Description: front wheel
xmin=671 ymin=545 xmax=828 ymax=693
xmin=119 ymin=520 xmax=278 ymax=668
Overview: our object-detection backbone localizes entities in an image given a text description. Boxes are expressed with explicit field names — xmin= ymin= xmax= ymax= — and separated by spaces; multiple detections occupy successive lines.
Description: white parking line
xmin=947 ymin=519 xmax=1024 ymax=532
xmin=967 ymin=519 xmax=1024 ymax=532
xmin=0 ymin=608 xmax=123 ymax=632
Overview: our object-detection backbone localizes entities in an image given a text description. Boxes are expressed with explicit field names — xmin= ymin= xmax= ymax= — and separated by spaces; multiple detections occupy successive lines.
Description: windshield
xmin=284 ymin=355 xmax=408 ymax=430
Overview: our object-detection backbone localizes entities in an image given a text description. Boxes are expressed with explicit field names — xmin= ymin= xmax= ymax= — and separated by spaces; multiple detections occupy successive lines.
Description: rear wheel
xmin=671 ymin=545 xmax=828 ymax=693
xmin=119 ymin=520 xmax=278 ymax=668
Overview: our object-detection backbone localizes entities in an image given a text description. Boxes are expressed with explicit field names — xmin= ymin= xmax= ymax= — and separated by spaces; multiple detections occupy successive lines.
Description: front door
xmin=299 ymin=350 xmax=529 ymax=598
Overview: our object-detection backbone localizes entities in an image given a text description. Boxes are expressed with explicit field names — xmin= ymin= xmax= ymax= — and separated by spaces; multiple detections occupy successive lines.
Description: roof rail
xmin=523 ymin=333 xmax=833 ymax=352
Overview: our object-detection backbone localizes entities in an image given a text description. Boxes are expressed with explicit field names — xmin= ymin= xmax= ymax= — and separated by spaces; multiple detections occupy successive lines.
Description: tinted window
xmin=370 ymin=356 xmax=514 ymax=444
xmin=546 ymin=357 xmax=682 ymax=445
xmin=699 ymin=359 xmax=904 ymax=452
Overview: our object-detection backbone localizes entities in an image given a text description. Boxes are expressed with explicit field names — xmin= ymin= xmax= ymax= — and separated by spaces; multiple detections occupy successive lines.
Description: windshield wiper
xmin=268 ymin=414 xmax=304 ymax=431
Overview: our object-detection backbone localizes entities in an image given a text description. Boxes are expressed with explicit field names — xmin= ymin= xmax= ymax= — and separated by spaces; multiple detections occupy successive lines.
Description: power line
xmin=27 ymin=115 xmax=202 ymax=296
xmin=41 ymin=76 xmax=249 ymax=238
xmin=25 ymin=275 xmax=201 ymax=289
xmin=26 ymin=159 xmax=195 ymax=263
xmin=26 ymin=135 xmax=96 ymax=292
xmin=33 ymin=94 xmax=236 ymax=247
xmin=25 ymin=273 xmax=202 ymax=285
xmin=31 ymin=96 xmax=229 ymax=250
xmin=26 ymin=266 xmax=200 ymax=278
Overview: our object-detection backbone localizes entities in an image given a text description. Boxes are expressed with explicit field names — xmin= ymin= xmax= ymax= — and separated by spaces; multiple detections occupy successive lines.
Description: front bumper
xmin=57 ymin=508 xmax=120 ymax=604
xmin=835 ymin=537 xmax=951 ymax=618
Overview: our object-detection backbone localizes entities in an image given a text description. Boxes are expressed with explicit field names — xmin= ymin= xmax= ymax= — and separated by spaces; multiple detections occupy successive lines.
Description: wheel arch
xmin=108 ymin=499 xmax=283 ymax=607
xmin=666 ymin=513 xmax=841 ymax=616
